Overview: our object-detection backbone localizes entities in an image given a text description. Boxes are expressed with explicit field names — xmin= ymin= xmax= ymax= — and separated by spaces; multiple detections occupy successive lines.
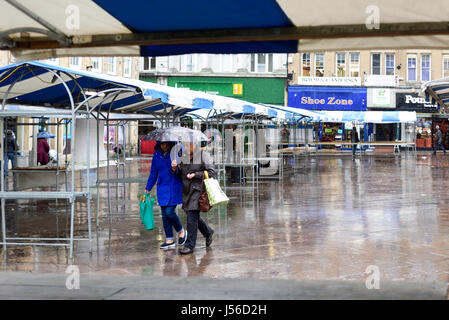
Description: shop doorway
xmin=375 ymin=123 xmax=395 ymax=141
xmin=432 ymin=120 xmax=449 ymax=149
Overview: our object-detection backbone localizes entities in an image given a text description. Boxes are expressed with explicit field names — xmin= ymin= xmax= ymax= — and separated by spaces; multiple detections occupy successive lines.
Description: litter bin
xmin=15 ymin=155 xmax=29 ymax=168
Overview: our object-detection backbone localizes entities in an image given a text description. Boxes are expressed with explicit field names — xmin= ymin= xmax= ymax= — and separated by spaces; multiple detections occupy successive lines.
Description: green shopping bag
xmin=138 ymin=193 xmax=155 ymax=230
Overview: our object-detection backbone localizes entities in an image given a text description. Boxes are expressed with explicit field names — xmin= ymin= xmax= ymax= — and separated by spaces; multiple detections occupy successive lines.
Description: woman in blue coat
xmin=145 ymin=141 xmax=186 ymax=250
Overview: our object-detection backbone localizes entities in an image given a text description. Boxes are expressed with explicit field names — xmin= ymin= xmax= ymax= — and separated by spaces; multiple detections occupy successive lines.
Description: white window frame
xmin=407 ymin=54 xmax=417 ymax=82
xmin=421 ymin=53 xmax=431 ymax=82
xmin=301 ymin=53 xmax=311 ymax=76
xmin=140 ymin=57 xmax=156 ymax=71
xmin=314 ymin=53 xmax=325 ymax=77
xmin=69 ymin=57 xmax=82 ymax=69
xmin=90 ymin=57 xmax=102 ymax=73
xmin=385 ymin=53 xmax=395 ymax=76
xmin=107 ymin=57 xmax=116 ymax=75
xmin=250 ymin=53 xmax=274 ymax=73
xmin=349 ymin=52 xmax=360 ymax=77
xmin=186 ymin=54 xmax=193 ymax=72
xmin=442 ymin=54 xmax=449 ymax=78
xmin=46 ymin=58 xmax=59 ymax=66
xmin=336 ymin=52 xmax=346 ymax=77
xmin=221 ymin=54 xmax=233 ymax=73
xmin=123 ymin=57 xmax=132 ymax=77
xmin=371 ymin=53 xmax=382 ymax=75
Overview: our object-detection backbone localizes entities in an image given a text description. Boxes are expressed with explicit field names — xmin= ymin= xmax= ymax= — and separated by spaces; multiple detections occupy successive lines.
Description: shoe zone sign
xmin=288 ymin=86 xmax=367 ymax=111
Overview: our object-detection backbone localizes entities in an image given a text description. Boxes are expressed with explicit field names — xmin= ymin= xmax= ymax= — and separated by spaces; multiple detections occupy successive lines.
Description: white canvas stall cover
xmin=2 ymin=0 xmax=449 ymax=59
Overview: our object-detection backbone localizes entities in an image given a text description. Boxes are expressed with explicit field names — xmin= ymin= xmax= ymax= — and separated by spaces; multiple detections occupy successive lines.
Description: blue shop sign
xmin=288 ymin=86 xmax=367 ymax=111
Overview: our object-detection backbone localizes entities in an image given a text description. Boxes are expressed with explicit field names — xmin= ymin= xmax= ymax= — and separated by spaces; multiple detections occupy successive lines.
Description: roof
xmin=2 ymin=0 xmax=449 ymax=59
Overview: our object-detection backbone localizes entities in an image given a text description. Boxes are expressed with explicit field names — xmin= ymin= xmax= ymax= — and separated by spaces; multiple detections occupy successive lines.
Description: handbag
xmin=199 ymin=171 xmax=211 ymax=212
xmin=203 ymin=170 xmax=230 ymax=207
xmin=138 ymin=193 xmax=155 ymax=230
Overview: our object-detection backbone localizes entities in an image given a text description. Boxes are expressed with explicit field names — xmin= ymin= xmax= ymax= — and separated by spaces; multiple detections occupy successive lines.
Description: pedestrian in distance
xmin=145 ymin=141 xmax=187 ymax=250
xmin=174 ymin=141 xmax=215 ymax=255
xmin=351 ymin=123 xmax=360 ymax=156
xmin=433 ymin=125 xmax=446 ymax=155
xmin=3 ymin=129 xmax=17 ymax=175
xmin=281 ymin=124 xmax=290 ymax=146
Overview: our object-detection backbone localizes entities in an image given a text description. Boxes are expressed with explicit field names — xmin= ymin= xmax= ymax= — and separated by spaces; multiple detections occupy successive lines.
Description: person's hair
xmin=158 ymin=141 xmax=175 ymax=151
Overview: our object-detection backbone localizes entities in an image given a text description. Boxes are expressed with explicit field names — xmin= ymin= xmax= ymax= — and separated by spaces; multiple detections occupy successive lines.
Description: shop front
xmin=367 ymin=87 xmax=397 ymax=142
xmin=288 ymin=85 xmax=366 ymax=147
xmin=396 ymin=91 xmax=439 ymax=149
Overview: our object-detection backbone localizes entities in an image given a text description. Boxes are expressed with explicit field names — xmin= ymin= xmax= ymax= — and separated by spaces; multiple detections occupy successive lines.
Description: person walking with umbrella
xmin=145 ymin=140 xmax=187 ymax=250
xmin=145 ymin=126 xmax=214 ymax=254
xmin=175 ymin=138 xmax=215 ymax=255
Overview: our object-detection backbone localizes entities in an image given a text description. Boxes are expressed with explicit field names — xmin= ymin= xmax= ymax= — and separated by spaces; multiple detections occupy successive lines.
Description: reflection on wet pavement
xmin=2 ymin=153 xmax=449 ymax=284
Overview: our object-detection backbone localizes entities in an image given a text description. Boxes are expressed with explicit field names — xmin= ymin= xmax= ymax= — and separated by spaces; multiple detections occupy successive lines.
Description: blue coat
xmin=145 ymin=147 xmax=183 ymax=207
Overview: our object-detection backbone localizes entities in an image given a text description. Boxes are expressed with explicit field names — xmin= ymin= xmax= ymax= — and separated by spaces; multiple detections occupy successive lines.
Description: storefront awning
xmin=2 ymin=0 xmax=449 ymax=60
xmin=297 ymin=110 xmax=417 ymax=123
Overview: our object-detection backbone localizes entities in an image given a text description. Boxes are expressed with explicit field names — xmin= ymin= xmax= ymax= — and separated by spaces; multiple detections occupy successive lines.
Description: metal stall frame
xmin=0 ymin=66 xmax=92 ymax=260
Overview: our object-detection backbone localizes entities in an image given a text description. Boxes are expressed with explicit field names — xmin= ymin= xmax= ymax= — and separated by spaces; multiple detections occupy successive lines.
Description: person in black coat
xmin=4 ymin=130 xmax=17 ymax=175
xmin=174 ymin=142 xmax=215 ymax=255
xmin=351 ymin=124 xmax=359 ymax=156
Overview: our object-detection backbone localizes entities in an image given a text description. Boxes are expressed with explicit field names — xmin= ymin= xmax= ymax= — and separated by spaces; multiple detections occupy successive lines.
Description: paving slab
xmin=0 ymin=272 xmax=446 ymax=300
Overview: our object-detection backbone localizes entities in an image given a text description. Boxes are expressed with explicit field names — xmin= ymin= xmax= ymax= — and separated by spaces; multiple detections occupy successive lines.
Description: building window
xmin=407 ymin=54 xmax=417 ymax=82
xmin=301 ymin=53 xmax=311 ymax=76
xmin=349 ymin=52 xmax=360 ymax=77
xmin=107 ymin=57 xmax=116 ymax=75
xmin=179 ymin=55 xmax=193 ymax=72
xmin=250 ymin=54 xmax=273 ymax=73
xmin=371 ymin=53 xmax=381 ymax=75
xmin=46 ymin=58 xmax=59 ymax=66
xmin=186 ymin=55 xmax=193 ymax=72
xmin=257 ymin=54 xmax=266 ymax=72
xmin=385 ymin=53 xmax=395 ymax=75
xmin=123 ymin=57 xmax=132 ymax=77
xmin=314 ymin=53 xmax=324 ymax=77
xmin=268 ymin=54 xmax=273 ymax=72
xmin=421 ymin=54 xmax=431 ymax=82
xmin=336 ymin=52 xmax=346 ymax=77
xmin=90 ymin=57 xmax=102 ymax=73
xmin=443 ymin=55 xmax=449 ymax=78
xmin=69 ymin=57 xmax=82 ymax=69
xmin=141 ymin=57 xmax=156 ymax=71
xmin=221 ymin=54 xmax=232 ymax=72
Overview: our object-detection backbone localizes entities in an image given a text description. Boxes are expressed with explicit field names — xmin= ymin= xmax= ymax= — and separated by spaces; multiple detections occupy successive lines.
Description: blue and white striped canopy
xmin=263 ymin=104 xmax=416 ymax=123
xmin=0 ymin=61 xmax=288 ymax=119
xmin=421 ymin=78 xmax=449 ymax=109
xmin=0 ymin=61 xmax=219 ymax=115
xmin=294 ymin=109 xmax=416 ymax=123
xmin=2 ymin=0 xmax=449 ymax=60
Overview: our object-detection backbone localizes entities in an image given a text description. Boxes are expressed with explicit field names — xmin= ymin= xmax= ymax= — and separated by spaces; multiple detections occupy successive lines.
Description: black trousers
xmin=184 ymin=210 xmax=213 ymax=249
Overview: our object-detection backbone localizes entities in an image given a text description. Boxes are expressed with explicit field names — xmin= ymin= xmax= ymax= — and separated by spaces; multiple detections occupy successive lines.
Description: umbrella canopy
xmin=36 ymin=131 xmax=55 ymax=139
xmin=143 ymin=126 xmax=209 ymax=142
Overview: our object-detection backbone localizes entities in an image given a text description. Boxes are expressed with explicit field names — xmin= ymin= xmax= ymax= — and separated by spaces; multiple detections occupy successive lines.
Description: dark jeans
xmin=434 ymin=141 xmax=446 ymax=154
xmin=4 ymin=153 xmax=15 ymax=174
xmin=160 ymin=206 xmax=183 ymax=240
xmin=184 ymin=210 xmax=213 ymax=249
xmin=352 ymin=144 xmax=357 ymax=155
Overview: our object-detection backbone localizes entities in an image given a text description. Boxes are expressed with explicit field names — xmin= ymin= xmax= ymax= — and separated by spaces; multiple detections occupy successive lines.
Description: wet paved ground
xmin=2 ymin=152 xmax=449 ymax=285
